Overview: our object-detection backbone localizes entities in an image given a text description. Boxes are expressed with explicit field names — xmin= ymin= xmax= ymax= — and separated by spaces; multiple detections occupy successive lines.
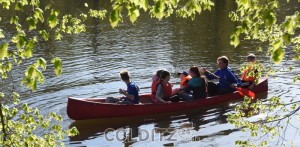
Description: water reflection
xmin=1 ymin=0 xmax=298 ymax=146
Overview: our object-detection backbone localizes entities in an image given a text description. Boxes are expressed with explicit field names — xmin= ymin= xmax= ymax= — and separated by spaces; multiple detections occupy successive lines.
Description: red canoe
xmin=67 ymin=78 xmax=268 ymax=120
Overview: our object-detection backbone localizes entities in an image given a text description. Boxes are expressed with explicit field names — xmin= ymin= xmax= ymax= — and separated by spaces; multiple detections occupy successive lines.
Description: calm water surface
xmin=5 ymin=0 xmax=300 ymax=146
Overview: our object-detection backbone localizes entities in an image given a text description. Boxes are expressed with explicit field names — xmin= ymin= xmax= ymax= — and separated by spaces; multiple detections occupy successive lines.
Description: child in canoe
xmin=105 ymin=70 xmax=140 ymax=104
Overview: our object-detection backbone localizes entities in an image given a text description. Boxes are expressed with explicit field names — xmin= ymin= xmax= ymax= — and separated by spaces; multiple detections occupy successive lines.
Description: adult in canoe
xmin=151 ymin=70 xmax=173 ymax=103
xmin=240 ymin=54 xmax=262 ymax=89
xmin=203 ymin=56 xmax=241 ymax=95
xmin=178 ymin=66 xmax=208 ymax=100
xmin=105 ymin=70 xmax=140 ymax=104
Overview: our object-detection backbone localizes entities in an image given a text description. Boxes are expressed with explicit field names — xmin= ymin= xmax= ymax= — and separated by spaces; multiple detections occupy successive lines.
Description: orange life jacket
xmin=241 ymin=67 xmax=256 ymax=82
xmin=151 ymin=80 xmax=172 ymax=102
xmin=180 ymin=76 xmax=192 ymax=88
xmin=151 ymin=80 xmax=160 ymax=94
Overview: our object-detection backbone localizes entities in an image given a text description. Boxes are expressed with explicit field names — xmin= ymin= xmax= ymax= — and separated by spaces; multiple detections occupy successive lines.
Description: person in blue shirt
xmin=105 ymin=70 xmax=140 ymax=104
xmin=203 ymin=56 xmax=241 ymax=95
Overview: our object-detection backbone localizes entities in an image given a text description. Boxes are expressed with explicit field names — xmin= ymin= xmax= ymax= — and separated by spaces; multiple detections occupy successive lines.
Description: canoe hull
xmin=67 ymin=78 xmax=268 ymax=120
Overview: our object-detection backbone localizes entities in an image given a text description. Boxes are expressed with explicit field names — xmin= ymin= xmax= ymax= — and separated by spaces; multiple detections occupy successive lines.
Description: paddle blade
xmin=236 ymin=87 xmax=256 ymax=99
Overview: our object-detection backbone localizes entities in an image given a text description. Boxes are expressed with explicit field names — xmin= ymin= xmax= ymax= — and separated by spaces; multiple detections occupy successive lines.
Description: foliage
xmin=99 ymin=0 xmax=300 ymax=146
xmin=240 ymin=61 xmax=263 ymax=84
xmin=0 ymin=0 xmax=85 ymax=146
xmin=1 ymin=0 xmax=299 ymax=146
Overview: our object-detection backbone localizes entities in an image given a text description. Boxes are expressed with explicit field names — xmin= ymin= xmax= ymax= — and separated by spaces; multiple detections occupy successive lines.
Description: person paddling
xmin=105 ymin=70 xmax=140 ymax=104
xmin=202 ymin=56 xmax=241 ymax=95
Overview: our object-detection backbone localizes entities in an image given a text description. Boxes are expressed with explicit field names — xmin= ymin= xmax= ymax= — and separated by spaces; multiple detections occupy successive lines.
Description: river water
xmin=2 ymin=0 xmax=300 ymax=146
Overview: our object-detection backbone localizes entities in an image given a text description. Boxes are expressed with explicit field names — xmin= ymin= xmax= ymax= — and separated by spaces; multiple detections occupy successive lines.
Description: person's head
xmin=120 ymin=70 xmax=130 ymax=81
xmin=156 ymin=70 xmax=164 ymax=77
xmin=247 ymin=54 xmax=256 ymax=62
xmin=217 ymin=56 xmax=229 ymax=69
xmin=159 ymin=70 xmax=170 ymax=82
xmin=189 ymin=66 xmax=201 ymax=77
xmin=177 ymin=71 xmax=188 ymax=80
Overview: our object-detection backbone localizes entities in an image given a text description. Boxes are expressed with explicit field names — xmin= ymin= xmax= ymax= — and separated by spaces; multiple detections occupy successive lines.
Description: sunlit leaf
xmin=0 ymin=43 xmax=8 ymax=60
xmin=230 ymin=34 xmax=240 ymax=47
xmin=273 ymin=40 xmax=282 ymax=50
xmin=10 ymin=16 xmax=19 ymax=24
xmin=51 ymin=57 xmax=62 ymax=76
xmin=282 ymin=33 xmax=291 ymax=45
xmin=34 ymin=8 xmax=44 ymax=22
xmin=48 ymin=10 xmax=59 ymax=28
xmin=129 ymin=6 xmax=140 ymax=23
xmin=25 ymin=40 xmax=35 ymax=58
xmin=140 ymin=0 xmax=149 ymax=11
xmin=271 ymin=47 xmax=285 ymax=64
xmin=26 ymin=17 xmax=37 ymax=31
xmin=37 ymin=57 xmax=47 ymax=71
xmin=14 ymin=1 xmax=23 ymax=10
xmin=0 ymin=29 xmax=4 ymax=38
xmin=39 ymin=30 xmax=49 ymax=41
xmin=110 ymin=6 xmax=123 ymax=28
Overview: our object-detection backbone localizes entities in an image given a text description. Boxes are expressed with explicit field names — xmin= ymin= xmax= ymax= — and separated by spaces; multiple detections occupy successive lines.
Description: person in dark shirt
xmin=178 ymin=66 xmax=208 ymax=101
xmin=105 ymin=70 xmax=140 ymax=104
xmin=203 ymin=56 xmax=241 ymax=95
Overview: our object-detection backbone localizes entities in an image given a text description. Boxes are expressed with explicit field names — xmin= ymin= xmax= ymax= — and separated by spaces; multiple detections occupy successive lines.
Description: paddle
xmin=204 ymin=69 xmax=256 ymax=99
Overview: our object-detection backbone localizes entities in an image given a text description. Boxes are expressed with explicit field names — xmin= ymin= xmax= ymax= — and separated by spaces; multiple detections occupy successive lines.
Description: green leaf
xmin=283 ymin=19 xmax=293 ymax=34
xmin=48 ymin=10 xmax=59 ymax=28
xmin=0 ymin=29 xmax=4 ymax=38
xmin=129 ymin=6 xmax=140 ymax=23
xmin=273 ymin=40 xmax=282 ymax=51
xmin=263 ymin=11 xmax=276 ymax=27
xmin=10 ymin=16 xmax=19 ymax=25
xmin=34 ymin=8 xmax=44 ymax=22
xmin=37 ymin=57 xmax=47 ymax=71
xmin=271 ymin=47 xmax=285 ymax=64
xmin=14 ymin=1 xmax=23 ymax=10
xmin=25 ymin=40 xmax=35 ymax=58
xmin=140 ymin=0 xmax=149 ymax=11
xmin=51 ymin=57 xmax=62 ymax=76
xmin=39 ymin=30 xmax=49 ymax=41
xmin=26 ymin=17 xmax=37 ymax=31
xmin=282 ymin=33 xmax=291 ymax=45
xmin=45 ymin=4 xmax=51 ymax=10
xmin=194 ymin=2 xmax=201 ymax=13
xmin=110 ymin=6 xmax=123 ymax=28
xmin=6 ymin=62 xmax=12 ymax=71
xmin=0 ymin=92 xmax=4 ymax=98
xmin=230 ymin=34 xmax=240 ymax=47
xmin=154 ymin=0 xmax=165 ymax=20
xmin=0 ymin=43 xmax=8 ymax=60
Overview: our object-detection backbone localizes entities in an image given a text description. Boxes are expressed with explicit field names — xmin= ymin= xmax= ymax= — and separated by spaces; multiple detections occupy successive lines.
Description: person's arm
xmin=204 ymin=71 xmax=218 ymax=80
xmin=119 ymin=89 xmax=135 ymax=100
xmin=227 ymin=70 xmax=241 ymax=87
xmin=182 ymin=84 xmax=192 ymax=93
xmin=156 ymin=84 xmax=167 ymax=103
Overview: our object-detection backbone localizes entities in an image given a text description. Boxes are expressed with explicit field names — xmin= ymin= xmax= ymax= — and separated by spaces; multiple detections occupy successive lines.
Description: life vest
xmin=151 ymin=80 xmax=160 ymax=94
xmin=241 ymin=66 xmax=256 ymax=82
xmin=180 ymin=76 xmax=192 ymax=88
xmin=151 ymin=81 xmax=172 ymax=102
